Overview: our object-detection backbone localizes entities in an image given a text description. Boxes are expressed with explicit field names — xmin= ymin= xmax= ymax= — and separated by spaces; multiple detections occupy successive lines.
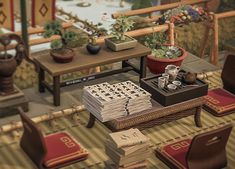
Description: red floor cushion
xmin=43 ymin=132 xmax=88 ymax=168
xmin=204 ymin=88 xmax=235 ymax=116
xmin=158 ymin=139 xmax=192 ymax=169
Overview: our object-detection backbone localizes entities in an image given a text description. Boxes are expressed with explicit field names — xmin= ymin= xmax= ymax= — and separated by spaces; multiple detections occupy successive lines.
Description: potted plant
xmin=85 ymin=22 xmax=106 ymax=55
xmin=143 ymin=31 xmax=187 ymax=74
xmin=105 ymin=15 xmax=137 ymax=51
xmin=44 ymin=20 xmax=78 ymax=63
xmin=86 ymin=35 xmax=101 ymax=55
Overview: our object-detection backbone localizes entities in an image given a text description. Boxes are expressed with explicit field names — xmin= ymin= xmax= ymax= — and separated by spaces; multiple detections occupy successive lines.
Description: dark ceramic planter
xmin=147 ymin=45 xmax=188 ymax=74
xmin=0 ymin=55 xmax=17 ymax=94
xmin=50 ymin=48 xmax=75 ymax=63
xmin=86 ymin=44 xmax=101 ymax=55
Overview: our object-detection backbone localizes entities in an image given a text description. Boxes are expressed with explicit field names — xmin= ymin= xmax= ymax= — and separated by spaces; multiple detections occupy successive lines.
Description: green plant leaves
xmin=110 ymin=16 xmax=135 ymax=41
xmin=51 ymin=39 xmax=63 ymax=50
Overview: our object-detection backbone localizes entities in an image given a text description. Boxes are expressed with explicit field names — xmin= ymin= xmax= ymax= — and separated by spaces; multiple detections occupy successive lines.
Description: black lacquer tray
xmin=140 ymin=71 xmax=208 ymax=106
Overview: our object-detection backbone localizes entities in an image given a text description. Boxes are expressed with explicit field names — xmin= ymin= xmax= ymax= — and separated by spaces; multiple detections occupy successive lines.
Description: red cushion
xmin=43 ymin=132 xmax=88 ymax=168
xmin=160 ymin=139 xmax=192 ymax=169
xmin=204 ymin=88 xmax=235 ymax=114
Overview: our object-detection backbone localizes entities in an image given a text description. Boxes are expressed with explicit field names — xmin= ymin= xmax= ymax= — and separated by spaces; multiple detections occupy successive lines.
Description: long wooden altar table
xmin=87 ymin=97 xmax=205 ymax=131
xmin=34 ymin=43 xmax=151 ymax=106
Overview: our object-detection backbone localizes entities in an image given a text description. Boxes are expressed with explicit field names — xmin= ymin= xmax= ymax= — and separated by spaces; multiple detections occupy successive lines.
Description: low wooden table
xmin=34 ymin=43 xmax=151 ymax=106
xmin=87 ymin=97 xmax=205 ymax=131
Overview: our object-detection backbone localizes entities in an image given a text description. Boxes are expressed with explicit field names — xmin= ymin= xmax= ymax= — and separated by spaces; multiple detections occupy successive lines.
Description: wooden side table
xmin=87 ymin=97 xmax=205 ymax=131
xmin=34 ymin=43 xmax=151 ymax=106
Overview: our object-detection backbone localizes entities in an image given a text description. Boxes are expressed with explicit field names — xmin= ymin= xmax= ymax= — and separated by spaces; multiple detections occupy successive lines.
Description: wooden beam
xmin=112 ymin=0 xmax=209 ymax=18
xmin=15 ymin=22 xmax=73 ymax=36
xmin=96 ymin=24 xmax=169 ymax=44
xmin=215 ymin=10 xmax=235 ymax=19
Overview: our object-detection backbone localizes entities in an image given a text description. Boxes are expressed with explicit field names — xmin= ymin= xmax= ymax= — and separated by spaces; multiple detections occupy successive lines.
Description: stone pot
xmin=86 ymin=43 xmax=101 ymax=55
xmin=147 ymin=45 xmax=188 ymax=74
xmin=105 ymin=35 xmax=137 ymax=51
xmin=0 ymin=54 xmax=17 ymax=94
xmin=50 ymin=48 xmax=75 ymax=63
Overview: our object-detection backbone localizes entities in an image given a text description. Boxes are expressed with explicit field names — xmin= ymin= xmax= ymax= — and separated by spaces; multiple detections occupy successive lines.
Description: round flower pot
xmin=86 ymin=43 xmax=101 ymax=55
xmin=50 ymin=48 xmax=75 ymax=63
xmin=147 ymin=45 xmax=188 ymax=74
xmin=0 ymin=55 xmax=17 ymax=94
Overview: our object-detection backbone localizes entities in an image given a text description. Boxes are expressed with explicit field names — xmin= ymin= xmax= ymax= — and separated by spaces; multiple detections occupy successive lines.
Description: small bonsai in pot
xmin=85 ymin=22 xmax=105 ymax=55
xmin=105 ymin=15 xmax=137 ymax=51
xmin=44 ymin=20 xmax=78 ymax=63
xmin=86 ymin=35 xmax=101 ymax=55
xmin=143 ymin=30 xmax=187 ymax=74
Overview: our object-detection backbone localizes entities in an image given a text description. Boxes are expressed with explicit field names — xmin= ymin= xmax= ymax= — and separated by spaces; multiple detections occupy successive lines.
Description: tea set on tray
xmin=157 ymin=65 xmax=197 ymax=91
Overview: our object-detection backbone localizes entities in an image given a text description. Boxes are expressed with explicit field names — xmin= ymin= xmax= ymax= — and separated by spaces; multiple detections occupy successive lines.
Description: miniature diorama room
xmin=0 ymin=0 xmax=235 ymax=168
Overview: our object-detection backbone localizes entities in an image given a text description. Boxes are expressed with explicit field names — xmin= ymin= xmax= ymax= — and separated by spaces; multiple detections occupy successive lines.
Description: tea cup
xmin=172 ymin=80 xmax=181 ymax=87
xmin=162 ymin=73 xmax=170 ymax=84
xmin=167 ymin=84 xmax=177 ymax=91
xmin=158 ymin=77 xmax=166 ymax=89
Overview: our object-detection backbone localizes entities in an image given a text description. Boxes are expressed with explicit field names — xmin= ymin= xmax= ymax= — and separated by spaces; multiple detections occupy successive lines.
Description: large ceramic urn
xmin=0 ymin=34 xmax=26 ymax=95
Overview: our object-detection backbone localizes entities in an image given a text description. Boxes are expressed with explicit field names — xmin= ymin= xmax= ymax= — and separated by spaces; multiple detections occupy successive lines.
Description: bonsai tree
xmin=44 ymin=20 xmax=78 ymax=53
xmin=84 ymin=22 xmax=107 ymax=54
xmin=110 ymin=15 xmax=135 ymax=42
xmin=43 ymin=20 xmax=79 ymax=63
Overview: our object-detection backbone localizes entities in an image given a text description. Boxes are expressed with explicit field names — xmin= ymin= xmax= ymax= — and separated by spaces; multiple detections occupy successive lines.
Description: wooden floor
xmin=0 ymin=53 xmax=234 ymax=169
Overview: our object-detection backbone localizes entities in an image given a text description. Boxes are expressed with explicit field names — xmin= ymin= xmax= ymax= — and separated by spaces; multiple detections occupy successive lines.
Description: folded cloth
xmin=204 ymin=88 xmax=235 ymax=116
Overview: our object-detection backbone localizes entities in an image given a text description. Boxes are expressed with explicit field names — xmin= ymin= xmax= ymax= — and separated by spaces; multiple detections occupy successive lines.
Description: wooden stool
xmin=18 ymin=107 xmax=88 ymax=169
xmin=155 ymin=124 xmax=233 ymax=169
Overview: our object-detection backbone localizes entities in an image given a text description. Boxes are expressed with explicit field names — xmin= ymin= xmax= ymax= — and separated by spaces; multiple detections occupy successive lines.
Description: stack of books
xmin=83 ymin=81 xmax=152 ymax=122
xmin=83 ymin=82 xmax=128 ymax=122
xmin=113 ymin=81 xmax=152 ymax=115
xmin=105 ymin=128 xmax=151 ymax=169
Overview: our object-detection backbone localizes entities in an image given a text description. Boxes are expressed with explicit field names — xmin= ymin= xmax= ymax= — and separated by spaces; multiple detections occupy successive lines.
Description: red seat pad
xmin=43 ymin=132 xmax=88 ymax=168
xmin=159 ymin=139 xmax=192 ymax=169
xmin=204 ymin=88 xmax=235 ymax=114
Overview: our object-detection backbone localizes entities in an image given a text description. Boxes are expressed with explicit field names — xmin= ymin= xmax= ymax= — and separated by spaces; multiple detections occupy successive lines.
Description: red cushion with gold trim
xmin=204 ymin=88 xmax=235 ymax=116
xmin=159 ymin=139 xmax=192 ymax=169
xmin=43 ymin=132 xmax=88 ymax=168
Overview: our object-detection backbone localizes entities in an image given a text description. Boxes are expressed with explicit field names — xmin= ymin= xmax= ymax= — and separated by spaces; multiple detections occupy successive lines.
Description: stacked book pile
xmin=83 ymin=82 xmax=128 ymax=122
xmin=113 ymin=81 xmax=152 ymax=115
xmin=105 ymin=128 xmax=151 ymax=169
xmin=83 ymin=81 xmax=152 ymax=122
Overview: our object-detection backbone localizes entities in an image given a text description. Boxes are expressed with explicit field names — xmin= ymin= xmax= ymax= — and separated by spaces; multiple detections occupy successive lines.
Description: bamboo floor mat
xmin=0 ymin=70 xmax=234 ymax=169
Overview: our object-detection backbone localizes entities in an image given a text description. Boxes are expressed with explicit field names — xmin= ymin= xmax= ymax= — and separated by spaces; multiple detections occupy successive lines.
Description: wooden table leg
xmin=38 ymin=67 xmax=45 ymax=93
xmin=87 ymin=113 xmax=96 ymax=128
xmin=53 ymin=76 xmax=60 ymax=106
xmin=140 ymin=56 xmax=147 ymax=81
xmin=195 ymin=106 xmax=202 ymax=127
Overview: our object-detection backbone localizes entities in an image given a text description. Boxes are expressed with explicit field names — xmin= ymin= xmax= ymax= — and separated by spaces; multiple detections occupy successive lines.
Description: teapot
xmin=183 ymin=72 xmax=197 ymax=84
xmin=165 ymin=65 xmax=180 ymax=81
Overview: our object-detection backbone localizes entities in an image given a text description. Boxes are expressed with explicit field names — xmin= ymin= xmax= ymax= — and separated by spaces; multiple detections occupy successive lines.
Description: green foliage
xmin=151 ymin=46 xmax=182 ymax=59
xmin=143 ymin=30 xmax=182 ymax=59
xmin=44 ymin=20 xmax=62 ymax=38
xmin=43 ymin=20 xmax=78 ymax=50
xmin=144 ymin=30 xmax=167 ymax=50
xmin=63 ymin=31 xmax=78 ymax=43
xmin=51 ymin=39 xmax=63 ymax=50
xmin=110 ymin=16 xmax=135 ymax=41
xmin=0 ymin=29 xmax=3 ymax=35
